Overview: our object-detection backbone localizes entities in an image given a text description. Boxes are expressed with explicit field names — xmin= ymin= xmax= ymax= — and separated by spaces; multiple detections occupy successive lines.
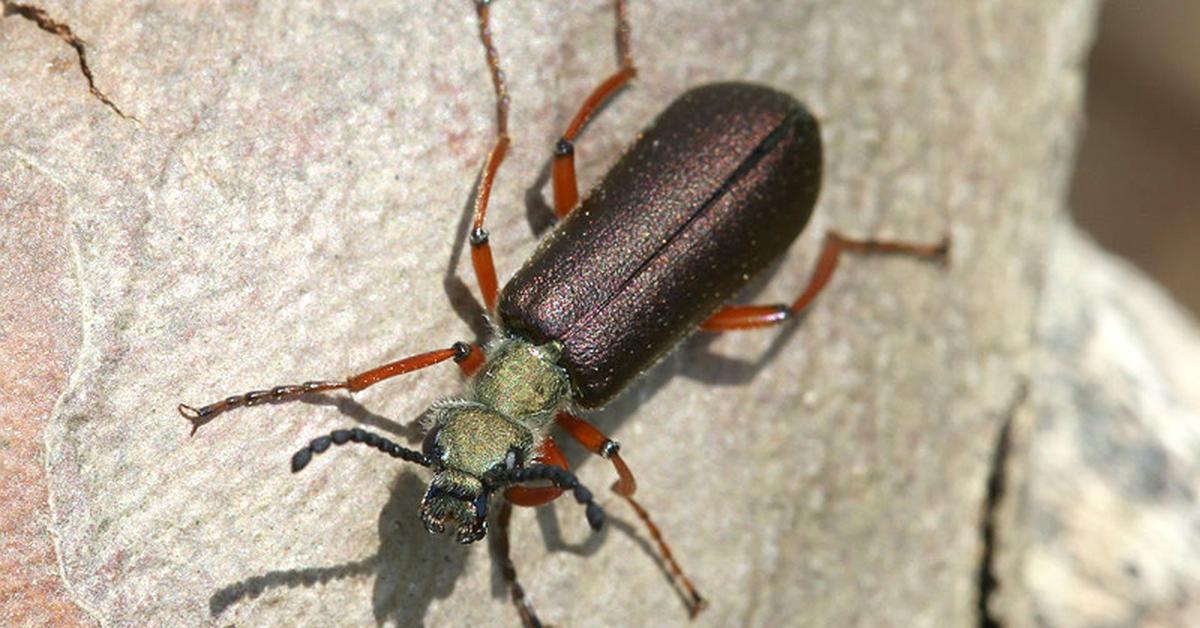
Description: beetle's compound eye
xmin=491 ymin=445 xmax=522 ymax=474
xmin=422 ymin=425 xmax=444 ymax=461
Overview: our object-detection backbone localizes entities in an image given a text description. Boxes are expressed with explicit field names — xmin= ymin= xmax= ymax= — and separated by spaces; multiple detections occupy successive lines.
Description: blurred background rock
xmin=1071 ymin=0 xmax=1200 ymax=315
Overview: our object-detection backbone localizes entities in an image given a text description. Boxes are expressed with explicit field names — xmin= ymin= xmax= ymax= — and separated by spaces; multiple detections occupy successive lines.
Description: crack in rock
xmin=976 ymin=380 xmax=1029 ymax=628
xmin=3 ymin=1 xmax=136 ymax=121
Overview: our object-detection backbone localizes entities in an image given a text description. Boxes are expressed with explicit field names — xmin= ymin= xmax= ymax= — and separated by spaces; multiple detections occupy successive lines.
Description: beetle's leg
xmin=492 ymin=465 xmax=604 ymax=624
xmin=505 ymin=437 xmax=568 ymax=507
xmin=178 ymin=342 xmax=483 ymax=434
xmin=455 ymin=341 xmax=487 ymax=377
xmin=701 ymin=231 xmax=950 ymax=331
xmin=496 ymin=439 xmax=566 ymax=627
xmin=555 ymin=413 xmax=636 ymax=495
xmin=4 ymin=3 xmax=137 ymax=121
xmin=468 ymin=1 xmax=512 ymax=311
xmin=493 ymin=500 xmax=544 ymax=628
xmin=551 ymin=0 xmax=637 ymax=219
xmin=555 ymin=412 xmax=706 ymax=617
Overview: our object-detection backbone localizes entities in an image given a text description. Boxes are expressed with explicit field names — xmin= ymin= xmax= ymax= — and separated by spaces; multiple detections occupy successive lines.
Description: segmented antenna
xmin=290 ymin=427 xmax=429 ymax=472
xmin=488 ymin=464 xmax=605 ymax=531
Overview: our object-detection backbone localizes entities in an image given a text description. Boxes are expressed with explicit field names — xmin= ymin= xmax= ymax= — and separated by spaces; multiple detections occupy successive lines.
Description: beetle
xmin=179 ymin=1 xmax=948 ymax=625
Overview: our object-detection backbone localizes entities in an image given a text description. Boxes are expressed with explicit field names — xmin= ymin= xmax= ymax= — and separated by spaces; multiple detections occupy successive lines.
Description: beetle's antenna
xmin=290 ymin=428 xmax=430 ymax=473
xmin=488 ymin=464 xmax=606 ymax=531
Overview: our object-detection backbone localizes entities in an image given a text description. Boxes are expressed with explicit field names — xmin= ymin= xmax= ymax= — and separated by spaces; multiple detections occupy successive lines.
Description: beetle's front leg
xmin=554 ymin=412 xmax=706 ymax=617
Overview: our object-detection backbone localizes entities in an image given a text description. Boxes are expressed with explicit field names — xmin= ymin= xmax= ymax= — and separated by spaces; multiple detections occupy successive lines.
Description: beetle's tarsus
xmin=177 ymin=403 xmax=211 ymax=435
xmin=936 ymin=235 xmax=953 ymax=265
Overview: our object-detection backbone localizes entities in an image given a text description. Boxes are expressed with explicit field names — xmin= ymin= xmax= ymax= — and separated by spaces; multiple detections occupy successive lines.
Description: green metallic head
xmin=420 ymin=403 xmax=534 ymax=542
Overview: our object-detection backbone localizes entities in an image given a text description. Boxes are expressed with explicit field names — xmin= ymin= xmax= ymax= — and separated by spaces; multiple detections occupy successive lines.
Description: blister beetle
xmin=180 ymin=1 xmax=948 ymax=625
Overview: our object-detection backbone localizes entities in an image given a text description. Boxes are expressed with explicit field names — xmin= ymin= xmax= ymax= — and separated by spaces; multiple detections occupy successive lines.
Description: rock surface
xmin=10 ymin=1 xmax=1181 ymax=627
xmin=992 ymin=226 xmax=1200 ymax=627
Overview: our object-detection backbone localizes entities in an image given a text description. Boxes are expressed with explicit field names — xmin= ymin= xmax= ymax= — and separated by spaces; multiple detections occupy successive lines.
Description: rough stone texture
xmin=0 ymin=1 xmax=1107 ymax=626
xmin=992 ymin=226 xmax=1200 ymax=627
xmin=0 ymin=131 xmax=89 ymax=627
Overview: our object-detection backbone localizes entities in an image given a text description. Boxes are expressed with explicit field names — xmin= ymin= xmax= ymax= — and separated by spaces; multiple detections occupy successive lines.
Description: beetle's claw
xmin=177 ymin=403 xmax=210 ymax=435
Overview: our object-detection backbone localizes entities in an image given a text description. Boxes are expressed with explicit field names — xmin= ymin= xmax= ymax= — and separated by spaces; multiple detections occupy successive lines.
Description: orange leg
xmin=497 ymin=437 xmax=569 ymax=628
xmin=555 ymin=412 xmax=706 ymax=616
xmin=505 ymin=438 xmax=569 ymax=507
xmin=178 ymin=342 xmax=483 ymax=434
xmin=701 ymin=230 xmax=950 ymax=331
xmin=467 ymin=1 xmax=512 ymax=312
xmin=492 ymin=500 xmax=543 ymax=628
xmin=455 ymin=341 xmax=486 ymax=377
xmin=551 ymin=0 xmax=637 ymax=218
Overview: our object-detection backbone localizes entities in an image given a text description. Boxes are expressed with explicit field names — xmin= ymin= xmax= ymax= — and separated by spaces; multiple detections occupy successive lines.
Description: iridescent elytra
xmin=179 ymin=1 xmax=948 ymax=625
xmin=499 ymin=82 xmax=822 ymax=408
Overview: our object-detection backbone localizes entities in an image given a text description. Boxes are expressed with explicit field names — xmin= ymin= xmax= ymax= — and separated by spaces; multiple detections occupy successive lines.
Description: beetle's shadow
xmin=207 ymin=472 xmax=468 ymax=624
xmin=523 ymin=153 xmax=559 ymax=238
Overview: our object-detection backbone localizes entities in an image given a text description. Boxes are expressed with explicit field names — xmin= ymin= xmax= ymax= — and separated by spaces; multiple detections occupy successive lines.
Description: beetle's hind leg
xmin=469 ymin=0 xmax=636 ymax=311
xmin=701 ymin=231 xmax=950 ymax=331
xmin=551 ymin=0 xmax=637 ymax=219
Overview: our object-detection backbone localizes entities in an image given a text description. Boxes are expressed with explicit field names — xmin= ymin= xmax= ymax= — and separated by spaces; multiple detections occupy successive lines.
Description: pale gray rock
xmin=991 ymin=225 xmax=1200 ymax=627
xmin=1 ymin=1 xmax=1114 ymax=626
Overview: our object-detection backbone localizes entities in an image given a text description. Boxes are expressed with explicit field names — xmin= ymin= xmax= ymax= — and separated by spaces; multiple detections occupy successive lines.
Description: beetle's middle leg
xmin=551 ymin=0 xmax=637 ymax=219
xmin=701 ymin=231 xmax=950 ymax=331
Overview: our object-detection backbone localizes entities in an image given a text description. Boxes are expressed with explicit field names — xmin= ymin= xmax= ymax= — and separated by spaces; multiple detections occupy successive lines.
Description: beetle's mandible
xmin=180 ymin=1 xmax=949 ymax=625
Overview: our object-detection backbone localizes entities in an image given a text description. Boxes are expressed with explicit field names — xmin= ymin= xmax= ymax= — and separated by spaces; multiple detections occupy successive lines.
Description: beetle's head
xmin=419 ymin=468 xmax=490 ymax=543
xmin=419 ymin=403 xmax=533 ymax=543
